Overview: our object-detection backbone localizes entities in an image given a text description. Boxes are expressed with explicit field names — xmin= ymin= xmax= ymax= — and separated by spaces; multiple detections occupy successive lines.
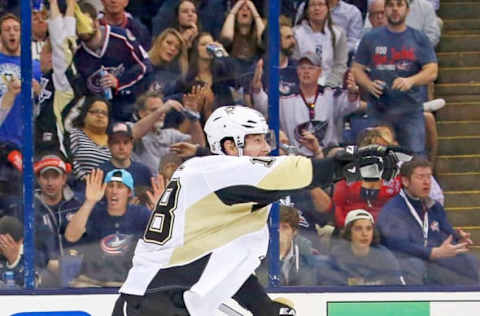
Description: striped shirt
xmin=69 ymin=128 xmax=111 ymax=180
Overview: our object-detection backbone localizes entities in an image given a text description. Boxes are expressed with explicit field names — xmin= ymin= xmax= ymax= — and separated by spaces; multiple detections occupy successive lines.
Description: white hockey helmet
xmin=204 ymin=105 xmax=269 ymax=155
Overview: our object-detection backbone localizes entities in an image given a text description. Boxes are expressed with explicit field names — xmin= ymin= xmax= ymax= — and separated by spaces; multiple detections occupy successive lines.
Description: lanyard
xmin=300 ymin=86 xmax=321 ymax=121
xmin=400 ymin=189 xmax=429 ymax=247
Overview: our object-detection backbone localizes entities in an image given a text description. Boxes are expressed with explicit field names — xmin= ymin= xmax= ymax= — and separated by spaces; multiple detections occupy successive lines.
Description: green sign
xmin=328 ymin=302 xmax=430 ymax=316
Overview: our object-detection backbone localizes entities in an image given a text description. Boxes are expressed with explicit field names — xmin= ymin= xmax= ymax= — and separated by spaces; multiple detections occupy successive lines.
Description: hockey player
xmin=112 ymin=105 xmax=405 ymax=316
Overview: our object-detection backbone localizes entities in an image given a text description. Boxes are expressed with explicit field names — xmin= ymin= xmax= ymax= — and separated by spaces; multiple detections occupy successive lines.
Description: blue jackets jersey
xmin=354 ymin=26 xmax=437 ymax=114
xmin=377 ymin=192 xmax=457 ymax=260
xmin=74 ymin=25 xmax=152 ymax=121
xmin=79 ymin=202 xmax=151 ymax=282
xmin=99 ymin=12 xmax=152 ymax=51
xmin=0 ymin=53 xmax=41 ymax=147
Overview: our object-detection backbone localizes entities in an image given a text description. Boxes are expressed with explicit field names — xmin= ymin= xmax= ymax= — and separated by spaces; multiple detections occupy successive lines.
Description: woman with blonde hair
xmin=146 ymin=28 xmax=188 ymax=97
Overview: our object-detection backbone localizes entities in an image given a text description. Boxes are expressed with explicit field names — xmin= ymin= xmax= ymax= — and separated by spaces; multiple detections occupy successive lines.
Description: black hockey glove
xmin=273 ymin=297 xmax=296 ymax=316
xmin=333 ymin=145 xmax=413 ymax=182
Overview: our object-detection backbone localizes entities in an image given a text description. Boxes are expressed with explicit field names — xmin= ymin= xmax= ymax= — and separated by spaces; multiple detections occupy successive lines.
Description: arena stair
xmin=436 ymin=0 xmax=480 ymax=259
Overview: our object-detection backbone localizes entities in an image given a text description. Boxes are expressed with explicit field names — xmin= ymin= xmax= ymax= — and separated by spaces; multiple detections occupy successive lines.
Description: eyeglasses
xmin=88 ymin=109 xmax=109 ymax=116
xmin=370 ymin=11 xmax=385 ymax=17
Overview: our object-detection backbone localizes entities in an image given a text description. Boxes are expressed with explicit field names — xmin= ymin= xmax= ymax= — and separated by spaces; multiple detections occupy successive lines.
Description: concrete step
xmin=437 ymin=35 xmax=480 ymax=52
xmin=444 ymin=19 xmax=480 ymax=32
xmin=436 ymin=102 xmax=480 ymax=121
xmin=437 ymin=51 xmax=480 ymax=68
xmin=438 ymin=136 xmax=480 ymax=155
xmin=437 ymin=121 xmax=480 ymax=137
xmin=438 ymin=2 xmax=480 ymax=19
xmin=437 ymin=172 xmax=480 ymax=190
xmin=446 ymin=207 xmax=480 ymax=227
xmin=436 ymin=84 xmax=480 ymax=102
xmin=444 ymin=190 xmax=480 ymax=208
xmin=437 ymin=67 xmax=480 ymax=84
xmin=436 ymin=155 xmax=480 ymax=173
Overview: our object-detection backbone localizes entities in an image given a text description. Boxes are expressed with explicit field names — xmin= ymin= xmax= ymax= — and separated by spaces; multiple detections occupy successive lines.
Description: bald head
xmin=368 ymin=0 xmax=387 ymax=28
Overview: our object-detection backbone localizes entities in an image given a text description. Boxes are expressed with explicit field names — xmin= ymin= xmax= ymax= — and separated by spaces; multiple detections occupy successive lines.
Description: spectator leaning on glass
xmin=324 ymin=209 xmax=405 ymax=285
xmin=64 ymin=169 xmax=154 ymax=287
xmin=378 ymin=158 xmax=480 ymax=285
xmin=352 ymin=0 xmax=438 ymax=156
xmin=293 ymin=0 xmax=349 ymax=87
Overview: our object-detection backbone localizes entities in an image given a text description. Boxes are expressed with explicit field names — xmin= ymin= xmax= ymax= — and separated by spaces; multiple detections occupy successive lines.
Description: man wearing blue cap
xmin=64 ymin=168 xmax=152 ymax=286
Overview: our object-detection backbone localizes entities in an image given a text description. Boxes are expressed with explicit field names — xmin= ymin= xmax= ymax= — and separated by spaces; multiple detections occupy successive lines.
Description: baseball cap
xmin=104 ymin=169 xmax=134 ymax=191
xmin=298 ymin=51 xmax=322 ymax=67
xmin=108 ymin=122 xmax=133 ymax=141
xmin=345 ymin=209 xmax=374 ymax=227
xmin=34 ymin=155 xmax=70 ymax=175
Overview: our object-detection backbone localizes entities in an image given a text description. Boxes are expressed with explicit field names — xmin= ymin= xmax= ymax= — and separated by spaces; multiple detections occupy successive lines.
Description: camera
xmin=206 ymin=44 xmax=227 ymax=58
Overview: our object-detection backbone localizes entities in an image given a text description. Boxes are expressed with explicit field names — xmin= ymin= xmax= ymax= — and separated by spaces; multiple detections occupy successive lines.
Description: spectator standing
xmin=364 ymin=0 xmax=441 ymax=47
xmin=220 ymin=0 xmax=265 ymax=96
xmin=247 ymin=16 xmax=299 ymax=101
xmin=99 ymin=122 xmax=153 ymax=188
xmin=253 ymin=52 xmax=360 ymax=156
xmin=352 ymin=0 xmax=438 ymax=156
xmin=36 ymin=0 xmax=80 ymax=156
xmin=73 ymin=2 xmax=152 ymax=122
xmin=99 ymin=0 xmax=152 ymax=50
xmin=325 ymin=209 xmax=404 ymax=285
xmin=65 ymin=169 xmax=152 ymax=286
xmin=220 ymin=0 xmax=265 ymax=62
xmin=0 ymin=13 xmax=42 ymax=148
xmin=378 ymin=158 xmax=480 ymax=285
xmin=296 ymin=0 xmax=363 ymax=53
xmin=293 ymin=0 xmax=349 ymax=87
xmin=32 ymin=7 xmax=49 ymax=61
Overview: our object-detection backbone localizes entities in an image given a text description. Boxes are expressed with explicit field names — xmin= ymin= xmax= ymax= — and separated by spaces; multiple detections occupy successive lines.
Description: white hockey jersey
xmin=120 ymin=154 xmax=319 ymax=296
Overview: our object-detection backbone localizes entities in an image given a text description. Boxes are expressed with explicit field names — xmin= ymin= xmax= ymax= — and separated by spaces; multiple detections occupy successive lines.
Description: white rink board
xmin=0 ymin=292 xmax=479 ymax=316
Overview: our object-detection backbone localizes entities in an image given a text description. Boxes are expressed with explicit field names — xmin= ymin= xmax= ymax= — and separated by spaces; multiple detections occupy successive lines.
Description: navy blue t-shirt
xmin=79 ymin=202 xmax=151 ymax=282
xmin=355 ymin=26 xmax=437 ymax=113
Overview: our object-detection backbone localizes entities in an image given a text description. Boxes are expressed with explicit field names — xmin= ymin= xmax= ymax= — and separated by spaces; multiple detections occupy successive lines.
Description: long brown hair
xmin=297 ymin=0 xmax=338 ymax=59
xmin=149 ymin=28 xmax=188 ymax=78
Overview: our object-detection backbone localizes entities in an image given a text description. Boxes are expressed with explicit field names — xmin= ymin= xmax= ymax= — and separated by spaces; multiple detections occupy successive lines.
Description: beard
xmin=387 ymin=14 xmax=407 ymax=26
xmin=281 ymin=45 xmax=295 ymax=57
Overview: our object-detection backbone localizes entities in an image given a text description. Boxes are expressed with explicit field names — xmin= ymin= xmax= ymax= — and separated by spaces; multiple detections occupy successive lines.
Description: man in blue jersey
xmin=352 ymin=0 xmax=438 ymax=156
xmin=0 ymin=13 xmax=42 ymax=148
xmin=73 ymin=3 xmax=152 ymax=122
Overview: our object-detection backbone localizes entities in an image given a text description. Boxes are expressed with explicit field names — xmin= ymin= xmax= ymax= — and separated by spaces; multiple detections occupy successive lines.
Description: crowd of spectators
xmin=0 ymin=0 xmax=478 ymax=290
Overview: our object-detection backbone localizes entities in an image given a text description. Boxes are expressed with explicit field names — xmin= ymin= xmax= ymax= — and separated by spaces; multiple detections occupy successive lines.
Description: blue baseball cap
xmin=104 ymin=169 xmax=134 ymax=191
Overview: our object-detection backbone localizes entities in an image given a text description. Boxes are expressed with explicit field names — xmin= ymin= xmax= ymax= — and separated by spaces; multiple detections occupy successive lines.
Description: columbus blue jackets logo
xmin=87 ymin=64 xmax=125 ymax=94
xmin=100 ymin=233 xmax=135 ymax=255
